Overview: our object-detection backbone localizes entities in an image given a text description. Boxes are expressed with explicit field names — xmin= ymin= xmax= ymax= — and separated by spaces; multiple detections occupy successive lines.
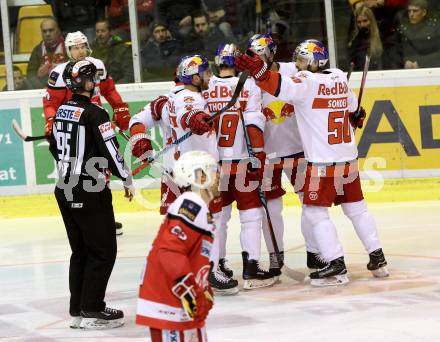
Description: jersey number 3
xmin=328 ymin=110 xmax=352 ymax=145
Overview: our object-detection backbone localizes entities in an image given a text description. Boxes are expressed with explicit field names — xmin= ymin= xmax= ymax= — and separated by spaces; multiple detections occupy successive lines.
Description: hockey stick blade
xmin=12 ymin=119 xmax=46 ymax=141
xmin=132 ymin=71 xmax=249 ymax=176
xmin=282 ymin=265 xmax=306 ymax=283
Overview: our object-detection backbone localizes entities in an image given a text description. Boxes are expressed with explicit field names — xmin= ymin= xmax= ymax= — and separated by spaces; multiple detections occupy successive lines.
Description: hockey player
xmin=137 ymin=150 xmax=217 ymax=342
xmin=44 ymin=31 xmax=130 ymax=235
xmin=51 ymin=60 xmax=133 ymax=329
xmin=129 ymin=72 xmax=184 ymax=215
xmin=235 ymin=39 xmax=389 ymax=286
xmin=203 ymin=43 xmax=274 ymax=292
xmin=247 ymin=34 xmax=327 ymax=279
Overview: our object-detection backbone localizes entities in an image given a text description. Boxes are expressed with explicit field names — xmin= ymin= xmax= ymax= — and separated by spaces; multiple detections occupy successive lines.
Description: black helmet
xmin=63 ymin=60 xmax=97 ymax=91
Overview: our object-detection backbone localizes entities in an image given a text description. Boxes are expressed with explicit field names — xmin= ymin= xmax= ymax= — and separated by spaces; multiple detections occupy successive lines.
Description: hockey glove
xmin=247 ymin=151 xmax=266 ymax=182
xmin=349 ymin=106 xmax=366 ymax=129
xmin=113 ymin=102 xmax=131 ymax=131
xmin=150 ymin=95 xmax=168 ymax=121
xmin=235 ymin=50 xmax=270 ymax=82
xmin=44 ymin=116 xmax=54 ymax=139
xmin=181 ymin=110 xmax=212 ymax=135
xmin=130 ymin=123 xmax=153 ymax=162
xmin=172 ymin=273 xmax=213 ymax=321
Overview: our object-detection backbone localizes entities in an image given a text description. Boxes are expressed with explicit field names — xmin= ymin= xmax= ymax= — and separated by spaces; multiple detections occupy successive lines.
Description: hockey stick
xmin=354 ymin=55 xmax=370 ymax=120
xmin=131 ymin=71 xmax=249 ymax=176
xmin=12 ymin=118 xmax=130 ymax=142
xmin=346 ymin=61 xmax=355 ymax=82
xmin=12 ymin=119 xmax=46 ymax=141
xmin=237 ymin=108 xmax=305 ymax=282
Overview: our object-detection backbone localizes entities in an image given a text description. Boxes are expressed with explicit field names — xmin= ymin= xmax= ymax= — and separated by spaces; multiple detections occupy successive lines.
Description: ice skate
xmin=69 ymin=315 xmax=82 ymax=329
xmin=115 ymin=221 xmax=123 ymax=236
xmin=367 ymin=248 xmax=389 ymax=278
xmin=269 ymin=251 xmax=284 ymax=282
xmin=307 ymin=251 xmax=329 ymax=271
xmin=80 ymin=307 xmax=124 ymax=330
xmin=310 ymin=256 xmax=349 ymax=287
xmin=218 ymin=258 xmax=233 ymax=278
xmin=242 ymin=252 xmax=275 ymax=290
xmin=208 ymin=268 xmax=239 ymax=295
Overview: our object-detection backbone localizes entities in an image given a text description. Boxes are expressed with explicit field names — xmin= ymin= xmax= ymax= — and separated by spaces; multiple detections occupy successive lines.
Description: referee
xmin=49 ymin=60 xmax=134 ymax=330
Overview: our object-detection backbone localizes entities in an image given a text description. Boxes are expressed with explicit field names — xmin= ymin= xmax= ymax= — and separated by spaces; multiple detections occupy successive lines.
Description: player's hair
xmin=408 ymin=0 xmax=428 ymax=10
xmin=349 ymin=5 xmax=383 ymax=59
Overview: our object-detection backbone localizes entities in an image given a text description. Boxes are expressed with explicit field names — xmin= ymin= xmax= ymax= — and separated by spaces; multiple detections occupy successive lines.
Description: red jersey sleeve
xmin=99 ymin=77 xmax=124 ymax=109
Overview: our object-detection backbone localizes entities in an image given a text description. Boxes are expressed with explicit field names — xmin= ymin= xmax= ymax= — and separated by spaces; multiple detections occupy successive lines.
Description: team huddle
xmin=46 ymin=30 xmax=389 ymax=341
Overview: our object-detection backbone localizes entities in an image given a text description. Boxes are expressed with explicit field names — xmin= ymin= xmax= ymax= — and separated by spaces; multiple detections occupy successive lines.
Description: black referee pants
xmin=55 ymin=184 xmax=117 ymax=315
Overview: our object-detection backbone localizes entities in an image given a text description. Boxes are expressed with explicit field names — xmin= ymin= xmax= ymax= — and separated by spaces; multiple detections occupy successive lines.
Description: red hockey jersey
xmin=136 ymin=191 xmax=215 ymax=330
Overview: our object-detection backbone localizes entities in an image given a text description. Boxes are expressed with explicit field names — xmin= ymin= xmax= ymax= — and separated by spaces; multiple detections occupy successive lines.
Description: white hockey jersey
xmin=47 ymin=56 xmax=108 ymax=105
xmin=129 ymin=85 xmax=185 ymax=172
xmin=263 ymin=62 xmax=304 ymax=162
xmin=262 ymin=68 xmax=358 ymax=163
xmin=168 ymin=88 xmax=219 ymax=161
xmin=202 ymin=75 xmax=265 ymax=161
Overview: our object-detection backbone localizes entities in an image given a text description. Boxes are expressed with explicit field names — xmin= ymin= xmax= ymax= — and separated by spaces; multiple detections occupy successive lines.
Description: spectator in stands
xmin=141 ymin=22 xmax=181 ymax=81
xmin=155 ymin=0 xmax=202 ymax=38
xmin=398 ymin=0 xmax=440 ymax=68
xmin=205 ymin=0 xmax=236 ymax=43
xmin=2 ymin=66 xmax=31 ymax=91
xmin=182 ymin=11 xmax=226 ymax=60
xmin=107 ymin=0 xmax=154 ymax=42
xmin=90 ymin=20 xmax=134 ymax=84
xmin=349 ymin=0 xmax=404 ymax=69
xmin=27 ymin=17 xmax=68 ymax=89
xmin=349 ymin=5 xmax=384 ymax=70
xmin=47 ymin=0 xmax=106 ymax=41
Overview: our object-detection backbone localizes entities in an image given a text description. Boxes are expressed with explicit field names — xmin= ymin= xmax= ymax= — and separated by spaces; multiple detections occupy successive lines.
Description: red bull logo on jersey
xmin=202 ymin=85 xmax=249 ymax=100
xmin=317 ymin=82 xmax=348 ymax=96
xmin=263 ymin=101 xmax=294 ymax=124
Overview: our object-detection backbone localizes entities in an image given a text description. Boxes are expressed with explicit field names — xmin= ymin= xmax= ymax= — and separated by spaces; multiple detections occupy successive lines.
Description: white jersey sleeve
xmin=129 ymin=104 xmax=156 ymax=130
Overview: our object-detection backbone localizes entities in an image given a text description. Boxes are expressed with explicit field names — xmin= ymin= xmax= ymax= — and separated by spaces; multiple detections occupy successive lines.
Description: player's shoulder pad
xmin=48 ymin=62 xmax=69 ymax=88
xmin=176 ymin=89 xmax=206 ymax=113
xmin=86 ymin=56 xmax=107 ymax=79
xmin=167 ymin=192 xmax=214 ymax=236
xmin=278 ymin=62 xmax=298 ymax=77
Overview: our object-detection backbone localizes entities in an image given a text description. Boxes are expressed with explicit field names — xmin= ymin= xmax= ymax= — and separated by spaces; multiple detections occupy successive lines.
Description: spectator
xmin=205 ymin=0 xmax=236 ymax=43
xmin=398 ymin=0 xmax=440 ymax=68
xmin=349 ymin=5 xmax=384 ymax=70
xmin=141 ymin=22 xmax=181 ymax=81
xmin=107 ymin=0 xmax=154 ymax=42
xmin=182 ymin=10 xmax=226 ymax=60
xmin=47 ymin=0 xmax=106 ymax=41
xmin=155 ymin=0 xmax=202 ymax=38
xmin=2 ymin=66 xmax=31 ymax=91
xmin=90 ymin=20 xmax=134 ymax=84
xmin=27 ymin=17 xmax=68 ymax=89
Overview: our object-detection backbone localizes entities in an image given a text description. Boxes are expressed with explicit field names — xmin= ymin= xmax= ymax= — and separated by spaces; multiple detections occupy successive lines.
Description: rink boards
xmin=0 ymin=69 xmax=439 ymax=196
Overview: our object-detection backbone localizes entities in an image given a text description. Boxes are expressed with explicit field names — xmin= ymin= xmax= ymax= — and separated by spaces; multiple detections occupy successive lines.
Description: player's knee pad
xmin=341 ymin=200 xmax=368 ymax=220
xmin=267 ymin=197 xmax=283 ymax=217
xmin=221 ymin=204 xmax=232 ymax=228
xmin=302 ymin=205 xmax=330 ymax=228
xmin=239 ymin=207 xmax=263 ymax=225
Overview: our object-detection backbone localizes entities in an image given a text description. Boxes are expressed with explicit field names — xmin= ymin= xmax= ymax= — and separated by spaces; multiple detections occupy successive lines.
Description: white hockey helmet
xmin=65 ymin=31 xmax=92 ymax=60
xmin=173 ymin=151 xmax=218 ymax=190
xmin=292 ymin=39 xmax=329 ymax=69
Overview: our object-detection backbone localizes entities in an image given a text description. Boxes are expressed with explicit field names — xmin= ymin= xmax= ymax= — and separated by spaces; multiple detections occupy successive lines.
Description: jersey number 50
xmin=328 ymin=110 xmax=352 ymax=145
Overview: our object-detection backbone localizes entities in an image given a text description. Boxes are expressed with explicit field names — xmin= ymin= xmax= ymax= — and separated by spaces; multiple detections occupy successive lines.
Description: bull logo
xmin=263 ymin=101 xmax=295 ymax=124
